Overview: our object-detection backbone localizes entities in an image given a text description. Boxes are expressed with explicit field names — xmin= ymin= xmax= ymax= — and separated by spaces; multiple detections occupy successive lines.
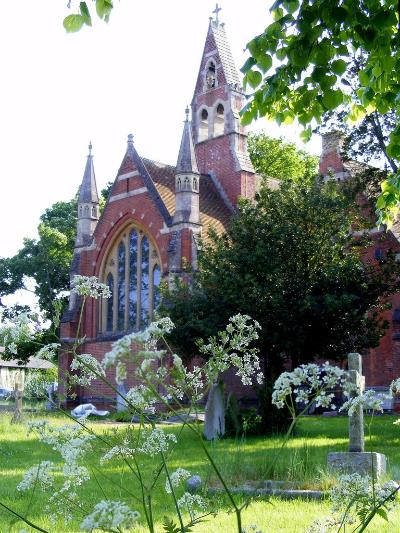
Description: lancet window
xmin=101 ymin=226 xmax=161 ymax=333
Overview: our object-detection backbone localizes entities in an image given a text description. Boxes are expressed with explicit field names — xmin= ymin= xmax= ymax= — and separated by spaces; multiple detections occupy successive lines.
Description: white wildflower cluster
xmin=272 ymin=362 xmax=345 ymax=410
xmin=100 ymin=441 xmax=135 ymax=465
xmin=165 ymin=468 xmax=191 ymax=494
xmin=71 ymin=275 xmax=111 ymax=299
xmin=306 ymin=516 xmax=340 ymax=533
xmin=80 ymin=500 xmax=140 ymax=531
xmin=340 ymin=389 xmax=391 ymax=416
xmin=242 ymin=526 xmax=264 ymax=533
xmin=0 ymin=311 xmax=35 ymax=356
xmin=125 ymin=384 xmax=156 ymax=413
xmin=17 ymin=461 xmax=55 ymax=492
xmin=102 ymin=318 xmax=173 ymax=372
xmin=199 ymin=314 xmax=263 ymax=386
xmin=177 ymin=492 xmax=207 ymax=518
xmin=70 ymin=353 xmax=106 ymax=386
xmin=391 ymin=378 xmax=400 ymax=395
xmin=331 ymin=474 xmax=399 ymax=525
xmin=137 ymin=428 xmax=177 ymax=457
xmin=35 ymin=342 xmax=60 ymax=361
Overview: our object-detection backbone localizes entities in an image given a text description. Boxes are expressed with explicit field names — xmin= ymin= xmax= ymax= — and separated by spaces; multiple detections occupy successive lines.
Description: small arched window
xmin=101 ymin=226 xmax=161 ymax=333
xmin=84 ymin=205 xmax=89 ymax=216
xmin=199 ymin=108 xmax=208 ymax=142
xmin=193 ymin=177 xmax=198 ymax=191
xmin=214 ymin=103 xmax=224 ymax=136
xmin=79 ymin=206 xmax=83 ymax=217
xmin=206 ymin=61 xmax=216 ymax=89
xmin=92 ymin=206 xmax=97 ymax=217
xmin=176 ymin=177 xmax=182 ymax=191
xmin=184 ymin=177 xmax=190 ymax=190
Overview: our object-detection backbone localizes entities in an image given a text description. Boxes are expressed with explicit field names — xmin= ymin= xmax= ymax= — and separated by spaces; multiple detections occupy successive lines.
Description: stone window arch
xmin=176 ymin=177 xmax=182 ymax=191
xmin=79 ymin=205 xmax=83 ymax=217
xmin=193 ymin=177 xmax=198 ymax=191
xmin=84 ymin=205 xmax=89 ymax=216
xmin=183 ymin=176 xmax=190 ymax=190
xmin=214 ymin=103 xmax=225 ymax=136
xmin=205 ymin=60 xmax=216 ymax=89
xmin=100 ymin=225 xmax=161 ymax=333
xmin=199 ymin=108 xmax=208 ymax=142
xmin=92 ymin=206 xmax=97 ymax=217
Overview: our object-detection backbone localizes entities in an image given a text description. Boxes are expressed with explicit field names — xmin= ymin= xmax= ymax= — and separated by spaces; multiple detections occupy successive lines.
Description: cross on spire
xmin=212 ymin=3 xmax=222 ymax=25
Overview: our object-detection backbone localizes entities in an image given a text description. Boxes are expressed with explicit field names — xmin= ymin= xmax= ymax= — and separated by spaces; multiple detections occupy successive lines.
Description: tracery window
xmin=100 ymin=226 xmax=161 ymax=333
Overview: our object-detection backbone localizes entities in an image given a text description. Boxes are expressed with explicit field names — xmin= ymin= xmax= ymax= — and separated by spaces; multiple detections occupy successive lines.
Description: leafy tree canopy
xmin=248 ymin=132 xmax=319 ymax=183
xmin=240 ymin=0 xmax=400 ymax=225
xmin=161 ymin=179 xmax=400 ymax=379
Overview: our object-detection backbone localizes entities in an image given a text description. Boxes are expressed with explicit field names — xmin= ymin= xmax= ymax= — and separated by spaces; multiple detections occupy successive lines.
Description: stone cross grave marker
xmin=348 ymin=352 xmax=365 ymax=452
xmin=11 ymin=377 xmax=23 ymax=424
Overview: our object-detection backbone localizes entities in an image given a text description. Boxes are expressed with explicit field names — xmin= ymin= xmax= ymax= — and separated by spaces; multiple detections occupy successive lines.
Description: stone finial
xmin=88 ymin=141 xmax=92 ymax=156
xmin=127 ymin=133 xmax=134 ymax=145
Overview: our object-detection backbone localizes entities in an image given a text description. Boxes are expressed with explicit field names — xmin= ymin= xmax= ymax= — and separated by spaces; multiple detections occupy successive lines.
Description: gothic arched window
xmin=199 ymin=108 xmax=208 ymax=142
xmin=206 ymin=61 xmax=216 ymax=89
xmin=214 ymin=103 xmax=224 ymax=136
xmin=101 ymin=226 xmax=161 ymax=333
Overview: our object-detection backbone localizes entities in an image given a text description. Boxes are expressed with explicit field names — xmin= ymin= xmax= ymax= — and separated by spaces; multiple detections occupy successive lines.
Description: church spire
xmin=176 ymin=106 xmax=199 ymax=174
xmin=173 ymin=108 xmax=200 ymax=226
xmin=75 ymin=142 xmax=99 ymax=247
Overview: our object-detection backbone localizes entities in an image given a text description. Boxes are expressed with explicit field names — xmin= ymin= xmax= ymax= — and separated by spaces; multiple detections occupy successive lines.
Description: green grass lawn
xmin=0 ymin=413 xmax=399 ymax=532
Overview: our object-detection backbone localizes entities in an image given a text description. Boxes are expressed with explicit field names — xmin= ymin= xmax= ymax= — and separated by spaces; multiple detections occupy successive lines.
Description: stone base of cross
xmin=327 ymin=352 xmax=387 ymax=479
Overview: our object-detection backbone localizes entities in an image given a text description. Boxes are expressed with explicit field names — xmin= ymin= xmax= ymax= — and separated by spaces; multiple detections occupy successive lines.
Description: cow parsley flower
xmin=80 ymin=500 xmax=139 ymax=531
xmin=391 ymin=378 xmax=400 ymax=395
xmin=17 ymin=461 xmax=55 ymax=492
xmin=138 ymin=428 xmax=177 ymax=457
xmin=71 ymin=275 xmax=111 ymax=299
xmin=340 ymin=389 xmax=391 ymax=416
xmin=272 ymin=362 xmax=345 ymax=411
xmin=177 ymin=492 xmax=206 ymax=518
xmin=165 ymin=468 xmax=191 ymax=494
xmin=0 ymin=312 xmax=35 ymax=356
xmin=125 ymin=384 xmax=156 ymax=413
xmin=35 ymin=343 xmax=60 ymax=361
xmin=100 ymin=442 xmax=135 ymax=464
xmin=70 ymin=353 xmax=106 ymax=386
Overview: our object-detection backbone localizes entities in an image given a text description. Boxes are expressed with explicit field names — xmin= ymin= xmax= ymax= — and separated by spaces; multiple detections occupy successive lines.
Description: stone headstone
xmin=116 ymin=382 xmax=128 ymax=412
xmin=11 ymin=381 xmax=23 ymax=424
xmin=204 ymin=381 xmax=225 ymax=440
xmin=327 ymin=353 xmax=386 ymax=479
xmin=348 ymin=352 xmax=365 ymax=452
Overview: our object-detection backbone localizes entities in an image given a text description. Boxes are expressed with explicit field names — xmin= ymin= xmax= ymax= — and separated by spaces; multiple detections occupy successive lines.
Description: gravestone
xmin=204 ymin=381 xmax=225 ymax=440
xmin=11 ymin=380 xmax=23 ymax=424
xmin=327 ymin=353 xmax=387 ymax=478
xmin=116 ymin=382 xmax=128 ymax=412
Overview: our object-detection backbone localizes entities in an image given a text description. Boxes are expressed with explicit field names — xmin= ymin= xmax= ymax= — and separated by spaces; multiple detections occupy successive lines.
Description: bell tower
xmin=191 ymin=6 xmax=256 ymax=208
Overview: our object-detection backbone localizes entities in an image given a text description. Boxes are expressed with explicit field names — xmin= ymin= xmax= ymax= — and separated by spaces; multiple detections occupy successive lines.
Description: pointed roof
xmin=209 ymin=20 xmax=240 ymax=87
xmin=176 ymin=108 xmax=199 ymax=174
xmin=78 ymin=143 xmax=99 ymax=204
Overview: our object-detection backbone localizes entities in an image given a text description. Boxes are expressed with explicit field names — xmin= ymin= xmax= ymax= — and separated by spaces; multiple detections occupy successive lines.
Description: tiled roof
xmin=211 ymin=21 xmax=241 ymax=87
xmin=142 ymin=158 xmax=231 ymax=242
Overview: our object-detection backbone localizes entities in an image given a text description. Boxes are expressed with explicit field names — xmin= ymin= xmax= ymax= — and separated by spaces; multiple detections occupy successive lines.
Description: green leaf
xmin=79 ymin=2 xmax=92 ymax=26
xmin=359 ymin=70 xmax=370 ymax=86
xmin=96 ymin=0 xmax=113 ymax=21
xmin=241 ymin=57 xmax=257 ymax=74
xmin=245 ymin=70 xmax=262 ymax=90
xmin=63 ymin=14 xmax=85 ymax=33
xmin=331 ymin=59 xmax=347 ymax=75
xmin=376 ymin=508 xmax=389 ymax=521
xmin=257 ymin=54 xmax=273 ymax=73
xmin=300 ymin=126 xmax=312 ymax=142
xmin=162 ymin=517 xmax=181 ymax=533
xmin=283 ymin=0 xmax=299 ymax=14
xmin=322 ymin=89 xmax=343 ymax=110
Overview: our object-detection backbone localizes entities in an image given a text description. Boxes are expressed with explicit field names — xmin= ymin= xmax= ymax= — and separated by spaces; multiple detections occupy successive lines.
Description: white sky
xmin=0 ymin=0 xmax=321 ymax=263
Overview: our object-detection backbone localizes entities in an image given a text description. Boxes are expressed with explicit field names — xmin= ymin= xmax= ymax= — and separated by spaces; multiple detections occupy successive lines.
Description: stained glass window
xmin=153 ymin=264 xmax=161 ymax=310
xmin=106 ymin=273 xmax=114 ymax=332
xmin=117 ymin=241 xmax=126 ymax=330
xmin=140 ymin=236 xmax=150 ymax=328
xmin=129 ymin=230 xmax=138 ymax=328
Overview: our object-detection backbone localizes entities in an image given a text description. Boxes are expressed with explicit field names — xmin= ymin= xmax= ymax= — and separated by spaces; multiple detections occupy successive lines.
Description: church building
xmin=60 ymin=11 xmax=400 ymax=409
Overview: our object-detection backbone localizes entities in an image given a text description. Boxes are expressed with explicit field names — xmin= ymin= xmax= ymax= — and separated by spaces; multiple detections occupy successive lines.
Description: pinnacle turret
xmin=176 ymin=108 xmax=199 ymax=174
xmin=76 ymin=142 xmax=99 ymax=247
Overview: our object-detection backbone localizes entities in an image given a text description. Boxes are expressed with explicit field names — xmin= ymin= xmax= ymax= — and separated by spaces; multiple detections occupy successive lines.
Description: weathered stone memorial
xmin=204 ymin=381 xmax=225 ymax=440
xmin=11 ymin=379 xmax=23 ymax=424
xmin=327 ymin=353 xmax=386 ymax=478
